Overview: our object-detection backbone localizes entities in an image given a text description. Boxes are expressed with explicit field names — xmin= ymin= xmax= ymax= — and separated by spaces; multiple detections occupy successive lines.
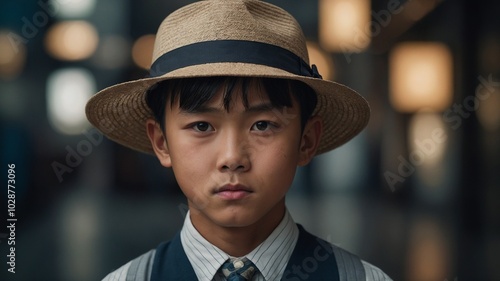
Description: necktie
xmin=221 ymin=257 xmax=258 ymax=281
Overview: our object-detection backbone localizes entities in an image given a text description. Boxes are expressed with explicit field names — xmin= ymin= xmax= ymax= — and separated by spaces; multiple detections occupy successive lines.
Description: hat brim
xmin=85 ymin=62 xmax=370 ymax=155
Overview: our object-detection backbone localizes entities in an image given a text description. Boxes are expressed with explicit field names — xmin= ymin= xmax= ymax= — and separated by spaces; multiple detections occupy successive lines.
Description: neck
xmin=189 ymin=202 xmax=286 ymax=257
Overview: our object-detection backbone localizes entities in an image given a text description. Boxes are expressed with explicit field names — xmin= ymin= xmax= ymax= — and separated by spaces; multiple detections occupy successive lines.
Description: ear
xmin=298 ymin=115 xmax=323 ymax=166
xmin=146 ymin=119 xmax=172 ymax=167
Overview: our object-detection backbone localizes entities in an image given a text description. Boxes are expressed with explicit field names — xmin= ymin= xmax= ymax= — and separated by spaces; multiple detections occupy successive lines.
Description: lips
xmin=214 ymin=184 xmax=253 ymax=200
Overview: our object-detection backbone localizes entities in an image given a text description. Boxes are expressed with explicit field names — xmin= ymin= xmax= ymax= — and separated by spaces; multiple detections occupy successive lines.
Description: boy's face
xmin=147 ymin=79 xmax=322 ymax=231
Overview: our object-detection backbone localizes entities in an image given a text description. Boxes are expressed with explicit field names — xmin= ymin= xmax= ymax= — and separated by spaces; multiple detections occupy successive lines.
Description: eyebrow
xmin=180 ymin=103 xmax=278 ymax=114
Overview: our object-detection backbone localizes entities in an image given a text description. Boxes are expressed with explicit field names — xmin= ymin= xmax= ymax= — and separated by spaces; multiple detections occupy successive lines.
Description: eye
xmin=192 ymin=122 xmax=213 ymax=132
xmin=252 ymin=121 xmax=271 ymax=131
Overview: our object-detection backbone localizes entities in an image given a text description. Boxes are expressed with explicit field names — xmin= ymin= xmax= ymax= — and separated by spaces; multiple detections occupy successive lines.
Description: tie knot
xmin=221 ymin=257 xmax=257 ymax=280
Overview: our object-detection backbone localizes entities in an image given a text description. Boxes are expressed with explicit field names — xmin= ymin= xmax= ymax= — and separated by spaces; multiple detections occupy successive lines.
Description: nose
xmin=217 ymin=131 xmax=251 ymax=173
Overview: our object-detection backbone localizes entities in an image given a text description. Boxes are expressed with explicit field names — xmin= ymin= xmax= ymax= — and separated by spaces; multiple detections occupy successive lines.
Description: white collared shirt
xmin=180 ymin=210 xmax=299 ymax=281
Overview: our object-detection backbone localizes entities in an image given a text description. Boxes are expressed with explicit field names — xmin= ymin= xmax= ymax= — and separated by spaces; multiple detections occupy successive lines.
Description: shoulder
xmin=330 ymin=243 xmax=392 ymax=281
xmin=102 ymin=261 xmax=132 ymax=281
xmin=297 ymin=226 xmax=392 ymax=281
xmin=102 ymin=249 xmax=156 ymax=281
xmin=361 ymin=260 xmax=393 ymax=281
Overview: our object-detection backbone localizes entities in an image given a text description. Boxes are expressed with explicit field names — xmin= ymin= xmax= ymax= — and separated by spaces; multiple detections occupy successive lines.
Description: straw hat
xmin=85 ymin=0 xmax=370 ymax=155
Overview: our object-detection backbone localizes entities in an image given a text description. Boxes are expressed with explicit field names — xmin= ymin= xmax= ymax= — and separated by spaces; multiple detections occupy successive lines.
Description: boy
xmin=86 ymin=0 xmax=392 ymax=280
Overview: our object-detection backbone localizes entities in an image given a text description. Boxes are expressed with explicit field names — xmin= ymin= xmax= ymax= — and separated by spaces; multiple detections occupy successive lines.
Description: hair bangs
xmin=146 ymin=77 xmax=316 ymax=133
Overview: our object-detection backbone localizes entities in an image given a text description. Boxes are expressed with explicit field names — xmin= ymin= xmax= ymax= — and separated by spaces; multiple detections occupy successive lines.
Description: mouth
xmin=214 ymin=184 xmax=253 ymax=200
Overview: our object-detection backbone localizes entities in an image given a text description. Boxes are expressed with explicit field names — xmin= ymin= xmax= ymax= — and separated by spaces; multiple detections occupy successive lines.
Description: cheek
xmin=170 ymin=151 xmax=214 ymax=210
xmin=168 ymin=141 xmax=214 ymax=188
xmin=253 ymin=141 xmax=299 ymax=188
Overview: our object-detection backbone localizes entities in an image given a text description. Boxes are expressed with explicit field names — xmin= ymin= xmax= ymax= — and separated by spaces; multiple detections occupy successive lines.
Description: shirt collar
xmin=180 ymin=209 xmax=299 ymax=281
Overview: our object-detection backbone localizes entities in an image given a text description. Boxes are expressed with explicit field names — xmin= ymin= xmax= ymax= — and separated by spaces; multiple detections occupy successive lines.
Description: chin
xmin=212 ymin=209 xmax=258 ymax=228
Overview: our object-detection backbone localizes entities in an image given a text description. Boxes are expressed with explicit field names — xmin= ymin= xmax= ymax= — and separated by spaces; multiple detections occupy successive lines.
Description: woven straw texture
xmin=85 ymin=0 xmax=370 ymax=155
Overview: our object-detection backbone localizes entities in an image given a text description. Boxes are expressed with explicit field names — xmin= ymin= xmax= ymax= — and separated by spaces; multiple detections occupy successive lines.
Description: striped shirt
xmin=180 ymin=210 xmax=299 ymax=281
xmin=102 ymin=211 xmax=393 ymax=281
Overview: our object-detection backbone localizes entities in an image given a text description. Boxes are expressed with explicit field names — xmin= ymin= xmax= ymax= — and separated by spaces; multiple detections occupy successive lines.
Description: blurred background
xmin=0 ymin=0 xmax=499 ymax=280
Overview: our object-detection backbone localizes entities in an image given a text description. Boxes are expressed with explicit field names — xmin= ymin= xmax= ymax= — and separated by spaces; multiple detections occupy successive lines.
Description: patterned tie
xmin=221 ymin=257 xmax=258 ymax=281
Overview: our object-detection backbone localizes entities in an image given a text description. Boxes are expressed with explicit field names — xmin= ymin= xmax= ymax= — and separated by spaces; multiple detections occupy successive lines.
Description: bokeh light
xmin=47 ymin=68 xmax=95 ymax=135
xmin=407 ymin=218 xmax=450 ymax=281
xmin=132 ymin=34 xmax=155 ymax=70
xmin=45 ymin=21 xmax=99 ymax=61
xmin=50 ymin=0 xmax=96 ymax=19
xmin=390 ymin=42 xmax=453 ymax=112
xmin=408 ymin=111 xmax=447 ymax=166
xmin=477 ymin=87 xmax=500 ymax=132
xmin=319 ymin=0 xmax=371 ymax=52
xmin=408 ymin=111 xmax=449 ymax=192
xmin=0 ymin=30 xmax=27 ymax=79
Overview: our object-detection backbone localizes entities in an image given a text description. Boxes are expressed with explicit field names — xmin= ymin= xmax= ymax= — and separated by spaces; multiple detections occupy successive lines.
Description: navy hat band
xmin=149 ymin=40 xmax=322 ymax=79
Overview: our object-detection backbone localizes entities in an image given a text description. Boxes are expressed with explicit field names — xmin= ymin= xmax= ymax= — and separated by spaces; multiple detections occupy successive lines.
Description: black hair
xmin=146 ymin=77 xmax=317 ymax=133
